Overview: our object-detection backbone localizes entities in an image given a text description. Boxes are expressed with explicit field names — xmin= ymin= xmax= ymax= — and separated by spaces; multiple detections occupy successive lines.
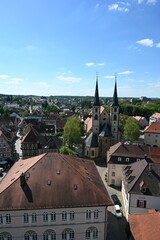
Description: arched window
xmin=0 ymin=233 xmax=12 ymax=240
xmin=24 ymin=231 xmax=37 ymax=240
xmin=43 ymin=230 xmax=56 ymax=240
xmin=114 ymin=115 xmax=117 ymax=121
xmin=85 ymin=227 xmax=98 ymax=239
xmin=94 ymin=114 xmax=98 ymax=120
xmin=62 ymin=229 xmax=74 ymax=240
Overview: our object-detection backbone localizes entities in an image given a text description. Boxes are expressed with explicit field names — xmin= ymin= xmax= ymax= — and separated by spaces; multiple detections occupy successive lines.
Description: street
xmin=96 ymin=165 xmax=129 ymax=240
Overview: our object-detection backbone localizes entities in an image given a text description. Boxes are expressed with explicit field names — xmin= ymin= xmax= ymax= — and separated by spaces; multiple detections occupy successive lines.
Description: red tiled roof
xmin=0 ymin=153 xmax=112 ymax=210
xmin=144 ymin=122 xmax=160 ymax=133
xmin=129 ymin=211 xmax=160 ymax=240
xmin=150 ymin=147 xmax=160 ymax=163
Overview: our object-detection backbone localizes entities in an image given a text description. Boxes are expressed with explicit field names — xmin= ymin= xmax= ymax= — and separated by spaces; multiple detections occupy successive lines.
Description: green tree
xmin=63 ymin=115 xmax=83 ymax=149
xmin=59 ymin=146 xmax=75 ymax=155
xmin=119 ymin=115 xmax=129 ymax=134
xmin=124 ymin=118 xmax=140 ymax=142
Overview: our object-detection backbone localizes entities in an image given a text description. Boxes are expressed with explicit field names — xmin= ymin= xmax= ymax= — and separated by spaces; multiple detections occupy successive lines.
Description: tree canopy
xmin=59 ymin=146 xmax=75 ymax=155
xmin=124 ymin=118 xmax=140 ymax=142
xmin=63 ymin=115 xmax=84 ymax=149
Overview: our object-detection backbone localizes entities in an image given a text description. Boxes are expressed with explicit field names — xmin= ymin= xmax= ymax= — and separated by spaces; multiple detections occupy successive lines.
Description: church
xmin=84 ymin=77 xmax=121 ymax=160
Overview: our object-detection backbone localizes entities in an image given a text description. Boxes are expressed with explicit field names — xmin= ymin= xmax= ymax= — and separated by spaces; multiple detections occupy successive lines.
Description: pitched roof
xmin=99 ymin=124 xmax=112 ymax=137
xmin=107 ymin=142 xmax=150 ymax=163
xmin=85 ymin=132 xmax=98 ymax=148
xmin=111 ymin=80 xmax=119 ymax=107
xmin=144 ymin=122 xmax=160 ymax=133
xmin=150 ymin=147 xmax=160 ymax=163
xmin=0 ymin=153 xmax=112 ymax=210
xmin=123 ymin=160 xmax=160 ymax=196
xmin=129 ymin=210 xmax=160 ymax=240
xmin=93 ymin=79 xmax=100 ymax=107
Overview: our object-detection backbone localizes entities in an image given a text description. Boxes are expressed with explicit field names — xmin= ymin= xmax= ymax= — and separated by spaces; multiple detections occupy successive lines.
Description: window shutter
xmin=137 ymin=200 xmax=139 ymax=207
xmin=144 ymin=200 xmax=146 ymax=208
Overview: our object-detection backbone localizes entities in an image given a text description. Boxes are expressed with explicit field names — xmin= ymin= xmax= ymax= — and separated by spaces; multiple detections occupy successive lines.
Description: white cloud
xmin=0 ymin=75 xmax=9 ymax=79
xmin=85 ymin=62 xmax=95 ymax=66
xmin=33 ymin=82 xmax=48 ymax=87
xmin=95 ymin=3 xmax=100 ymax=8
xmin=136 ymin=38 xmax=154 ymax=47
xmin=97 ymin=62 xmax=106 ymax=66
xmin=108 ymin=3 xmax=129 ymax=12
xmin=56 ymin=75 xmax=81 ymax=83
xmin=118 ymin=71 xmax=133 ymax=75
xmin=156 ymin=42 xmax=160 ymax=48
xmin=147 ymin=0 xmax=157 ymax=5
xmin=137 ymin=0 xmax=144 ymax=3
xmin=6 ymin=78 xmax=24 ymax=84
xmin=104 ymin=75 xmax=115 ymax=79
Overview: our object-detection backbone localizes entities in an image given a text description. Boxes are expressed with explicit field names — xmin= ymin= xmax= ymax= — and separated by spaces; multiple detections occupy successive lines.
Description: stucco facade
xmin=0 ymin=206 xmax=108 ymax=240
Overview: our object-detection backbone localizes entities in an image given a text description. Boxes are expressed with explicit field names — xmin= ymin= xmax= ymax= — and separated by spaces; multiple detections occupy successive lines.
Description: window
xmin=91 ymin=150 xmax=94 ymax=157
xmin=126 ymin=158 xmax=130 ymax=162
xmin=70 ymin=211 xmax=75 ymax=220
xmin=85 ymin=229 xmax=91 ymax=239
xmin=114 ymin=115 xmax=117 ymax=121
xmin=94 ymin=210 xmax=99 ymax=219
xmin=112 ymin=165 xmax=116 ymax=169
xmin=86 ymin=210 xmax=91 ymax=220
xmin=94 ymin=114 xmax=98 ymax=120
xmin=85 ymin=228 xmax=98 ymax=239
xmin=111 ymin=179 xmax=115 ymax=185
xmin=118 ymin=157 xmax=121 ymax=162
xmin=32 ymin=213 xmax=37 ymax=223
xmin=112 ymin=172 xmax=115 ymax=177
xmin=137 ymin=200 xmax=146 ymax=208
xmin=43 ymin=231 xmax=56 ymax=240
xmin=43 ymin=212 xmax=48 ymax=222
xmin=24 ymin=213 xmax=29 ymax=223
xmin=0 ymin=215 xmax=3 ymax=224
xmin=0 ymin=234 xmax=12 ymax=240
xmin=93 ymin=228 xmax=98 ymax=238
xmin=51 ymin=212 xmax=56 ymax=222
xmin=6 ymin=214 xmax=11 ymax=224
xmin=25 ymin=232 xmax=37 ymax=240
xmin=62 ymin=211 xmax=67 ymax=221
xmin=62 ymin=229 xmax=74 ymax=240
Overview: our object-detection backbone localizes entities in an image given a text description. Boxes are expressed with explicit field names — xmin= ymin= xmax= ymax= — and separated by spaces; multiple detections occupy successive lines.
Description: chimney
xmin=144 ymin=154 xmax=147 ymax=160
xmin=20 ymin=173 xmax=26 ymax=186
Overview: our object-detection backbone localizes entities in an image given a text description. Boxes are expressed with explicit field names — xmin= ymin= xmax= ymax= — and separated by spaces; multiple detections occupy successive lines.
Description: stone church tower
xmin=84 ymin=76 xmax=120 ymax=160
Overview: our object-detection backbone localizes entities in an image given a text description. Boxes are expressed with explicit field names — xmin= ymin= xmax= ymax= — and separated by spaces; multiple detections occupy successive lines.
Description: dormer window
xmin=126 ymin=158 xmax=130 ymax=162
xmin=118 ymin=157 xmax=121 ymax=161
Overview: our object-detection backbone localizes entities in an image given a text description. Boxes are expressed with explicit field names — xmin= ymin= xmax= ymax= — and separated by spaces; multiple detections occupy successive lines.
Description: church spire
xmin=93 ymin=73 xmax=100 ymax=106
xmin=112 ymin=74 xmax=119 ymax=106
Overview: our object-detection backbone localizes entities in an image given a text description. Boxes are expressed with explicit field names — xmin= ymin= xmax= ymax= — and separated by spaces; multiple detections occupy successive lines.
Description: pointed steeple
xmin=93 ymin=74 xmax=100 ymax=106
xmin=112 ymin=74 xmax=119 ymax=106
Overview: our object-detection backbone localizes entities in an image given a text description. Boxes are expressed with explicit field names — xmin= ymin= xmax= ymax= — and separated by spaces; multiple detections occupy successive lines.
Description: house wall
xmin=121 ymin=179 xmax=130 ymax=219
xmin=129 ymin=193 xmax=160 ymax=214
xmin=144 ymin=132 xmax=160 ymax=147
xmin=0 ymin=206 xmax=108 ymax=240
xmin=107 ymin=163 xmax=127 ymax=186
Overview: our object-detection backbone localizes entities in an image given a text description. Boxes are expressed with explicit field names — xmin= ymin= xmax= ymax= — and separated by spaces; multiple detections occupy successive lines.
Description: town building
xmin=144 ymin=122 xmax=160 ymax=147
xmin=122 ymin=160 xmax=160 ymax=218
xmin=0 ymin=152 xmax=112 ymax=240
xmin=149 ymin=112 xmax=160 ymax=124
xmin=107 ymin=142 xmax=150 ymax=186
xmin=84 ymin=77 xmax=121 ymax=160
xmin=132 ymin=116 xmax=148 ymax=129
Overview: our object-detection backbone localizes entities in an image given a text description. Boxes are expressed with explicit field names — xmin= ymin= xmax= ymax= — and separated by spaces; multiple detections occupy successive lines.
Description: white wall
xmin=129 ymin=193 xmax=160 ymax=214
xmin=0 ymin=206 xmax=108 ymax=240
xmin=144 ymin=132 xmax=160 ymax=147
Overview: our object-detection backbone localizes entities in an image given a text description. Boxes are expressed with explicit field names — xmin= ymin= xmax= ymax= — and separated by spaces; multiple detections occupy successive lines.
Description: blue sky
xmin=0 ymin=0 xmax=160 ymax=97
